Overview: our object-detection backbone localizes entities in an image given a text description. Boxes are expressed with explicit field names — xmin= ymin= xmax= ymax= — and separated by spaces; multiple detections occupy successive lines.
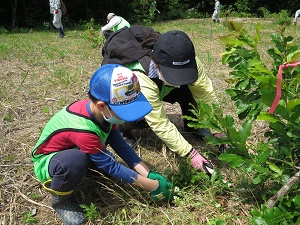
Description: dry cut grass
xmin=1 ymin=18 xmax=300 ymax=224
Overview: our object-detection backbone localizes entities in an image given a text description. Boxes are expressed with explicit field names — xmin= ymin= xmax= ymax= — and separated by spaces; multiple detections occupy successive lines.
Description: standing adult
xmin=31 ymin=64 xmax=173 ymax=225
xmin=101 ymin=13 xmax=131 ymax=39
xmin=49 ymin=0 xmax=66 ymax=38
xmin=212 ymin=0 xmax=221 ymax=23
xmin=294 ymin=9 xmax=300 ymax=25
xmin=102 ymin=26 xmax=225 ymax=176
xmin=149 ymin=0 xmax=157 ymax=21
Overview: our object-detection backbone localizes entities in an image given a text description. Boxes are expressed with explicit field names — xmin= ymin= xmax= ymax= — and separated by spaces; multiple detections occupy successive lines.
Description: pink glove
xmin=189 ymin=149 xmax=214 ymax=176
xmin=54 ymin=9 xmax=59 ymax=14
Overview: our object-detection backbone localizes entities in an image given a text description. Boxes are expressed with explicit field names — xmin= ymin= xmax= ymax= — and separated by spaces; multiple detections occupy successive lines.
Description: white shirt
xmin=49 ymin=0 xmax=61 ymax=14
xmin=101 ymin=16 xmax=122 ymax=32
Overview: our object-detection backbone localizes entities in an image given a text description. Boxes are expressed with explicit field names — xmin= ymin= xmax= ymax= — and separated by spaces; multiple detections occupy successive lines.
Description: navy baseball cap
xmin=152 ymin=30 xmax=198 ymax=86
xmin=90 ymin=64 xmax=152 ymax=122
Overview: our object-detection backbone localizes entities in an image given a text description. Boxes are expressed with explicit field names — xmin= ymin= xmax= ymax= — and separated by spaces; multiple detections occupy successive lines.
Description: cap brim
xmin=108 ymin=93 xmax=152 ymax=122
xmin=159 ymin=59 xmax=198 ymax=86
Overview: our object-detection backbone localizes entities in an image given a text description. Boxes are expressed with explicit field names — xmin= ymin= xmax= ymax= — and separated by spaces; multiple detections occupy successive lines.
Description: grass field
xmin=1 ymin=18 xmax=299 ymax=224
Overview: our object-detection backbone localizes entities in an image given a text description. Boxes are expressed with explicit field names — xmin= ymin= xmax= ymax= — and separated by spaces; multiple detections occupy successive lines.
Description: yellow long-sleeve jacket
xmin=126 ymin=57 xmax=218 ymax=157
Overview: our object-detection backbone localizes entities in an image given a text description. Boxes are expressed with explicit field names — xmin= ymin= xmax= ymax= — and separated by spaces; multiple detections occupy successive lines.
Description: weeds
xmin=1 ymin=17 xmax=300 ymax=225
xmin=22 ymin=212 xmax=38 ymax=224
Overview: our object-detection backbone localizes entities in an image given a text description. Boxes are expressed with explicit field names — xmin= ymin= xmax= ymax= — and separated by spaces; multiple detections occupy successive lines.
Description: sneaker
xmin=184 ymin=125 xmax=212 ymax=141
xmin=119 ymin=129 xmax=139 ymax=148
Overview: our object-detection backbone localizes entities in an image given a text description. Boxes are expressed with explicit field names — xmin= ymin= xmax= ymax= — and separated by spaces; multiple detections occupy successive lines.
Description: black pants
xmin=162 ymin=85 xmax=197 ymax=131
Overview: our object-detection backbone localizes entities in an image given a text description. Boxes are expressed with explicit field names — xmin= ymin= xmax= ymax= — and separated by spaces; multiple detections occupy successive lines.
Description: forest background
xmin=2 ymin=0 xmax=300 ymax=30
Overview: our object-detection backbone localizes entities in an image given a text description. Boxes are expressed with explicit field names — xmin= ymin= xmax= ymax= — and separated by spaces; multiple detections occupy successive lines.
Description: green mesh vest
xmin=125 ymin=61 xmax=174 ymax=100
xmin=113 ymin=17 xmax=131 ymax=32
xmin=31 ymin=104 xmax=112 ymax=183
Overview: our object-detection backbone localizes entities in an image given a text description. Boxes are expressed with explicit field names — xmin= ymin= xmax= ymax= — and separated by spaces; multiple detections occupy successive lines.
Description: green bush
xmin=256 ymin=7 xmax=272 ymax=18
xmin=275 ymin=10 xmax=292 ymax=26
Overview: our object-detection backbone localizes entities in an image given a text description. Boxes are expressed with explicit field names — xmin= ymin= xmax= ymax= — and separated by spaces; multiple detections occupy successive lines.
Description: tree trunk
xmin=11 ymin=0 xmax=18 ymax=29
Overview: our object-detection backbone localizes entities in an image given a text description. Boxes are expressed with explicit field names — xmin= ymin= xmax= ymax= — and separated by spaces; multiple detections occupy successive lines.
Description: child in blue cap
xmin=31 ymin=64 xmax=173 ymax=225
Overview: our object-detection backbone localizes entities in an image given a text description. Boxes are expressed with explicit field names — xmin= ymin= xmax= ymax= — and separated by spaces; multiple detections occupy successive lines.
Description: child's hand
xmin=150 ymin=180 xmax=173 ymax=201
xmin=147 ymin=170 xmax=167 ymax=181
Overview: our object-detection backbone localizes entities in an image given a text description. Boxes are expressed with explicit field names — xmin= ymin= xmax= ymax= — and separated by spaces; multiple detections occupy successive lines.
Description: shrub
xmin=275 ymin=10 xmax=292 ymax=26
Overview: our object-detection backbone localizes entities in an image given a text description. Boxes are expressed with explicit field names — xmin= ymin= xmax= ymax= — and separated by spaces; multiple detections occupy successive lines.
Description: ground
xmin=1 ymin=17 xmax=297 ymax=224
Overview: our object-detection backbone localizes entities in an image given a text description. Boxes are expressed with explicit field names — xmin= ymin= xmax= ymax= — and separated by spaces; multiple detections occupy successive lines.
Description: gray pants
xmin=212 ymin=10 xmax=220 ymax=22
xmin=294 ymin=9 xmax=300 ymax=23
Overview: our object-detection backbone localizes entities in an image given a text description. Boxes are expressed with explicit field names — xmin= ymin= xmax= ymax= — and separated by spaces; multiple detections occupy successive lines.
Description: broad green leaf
xmin=219 ymin=36 xmax=245 ymax=47
xmin=253 ymin=175 xmax=262 ymax=184
xmin=256 ymin=149 xmax=271 ymax=164
xmin=236 ymin=79 xmax=250 ymax=90
xmin=261 ymin=88 xmax=276 ymax=107
xmin=249 ymin=62 xmax=273 ymax=75
xmin=265 ymin=208 xmax=283 ymax=223
xmin=248 ymin=103 xmax=264 ymax=120
xmin=284 ymin=35 xmax=293 ymax=43
xmin=286 ymin=98 xmax=300 ymax=111
xmin=221 ymin=48 xmax=236 ymax=64
xmin=287 ymin=50 xmax=300 ymax=62
xmin=267 ymin=163 xmax=282 ymax=175
xmin=227 ymin=127 xmax=239 ymax=141
xmin=257 ymin=112 xmax=279 ymax=123
xmin=251 ymin=209 xmax=262 ymax=217
xmin=218 ymin=153 xmax=243 ymax=168
xmin=250 ymin=74 xmax=273 ymax=84
xmin=239 ymin=120 xmax=252 ymax=144
xmin=292 ymin=195 xmax=300 ymax=206
xmin=224 ymin=115 xmax=235 ymax=128
xmin=226 ymin=20 xmax=243 ymax=32
xmin=271 ymin=33 xmax=285 ymax=52
xmin=236 ymin=104 xmax=250 ymax=115
xmin=253 ymin=164 xmax=269 ymax=174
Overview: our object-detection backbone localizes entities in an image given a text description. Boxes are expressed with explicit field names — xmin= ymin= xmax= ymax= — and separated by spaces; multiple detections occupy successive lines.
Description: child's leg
xmin=46 ymin=149 xmax=89 ymax=225
xmin=49 ymin=149 xmax=88 ymax=191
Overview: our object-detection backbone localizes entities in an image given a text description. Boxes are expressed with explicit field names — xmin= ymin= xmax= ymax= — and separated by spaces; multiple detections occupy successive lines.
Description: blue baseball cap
xmin=90 ymin=64 xmax=152 ymax=122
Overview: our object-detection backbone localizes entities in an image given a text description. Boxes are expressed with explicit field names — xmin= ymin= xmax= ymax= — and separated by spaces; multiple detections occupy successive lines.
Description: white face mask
xmin=102 ymin=105 xmax=125 ymax=124
xmin=156 ymin=67 xmax=180 ymax=88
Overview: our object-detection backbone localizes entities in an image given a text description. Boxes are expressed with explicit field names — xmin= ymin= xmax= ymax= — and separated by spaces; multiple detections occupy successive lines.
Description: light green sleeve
xmin=135 ymin=71 xmax=192 ymax=157
xmin=188 ymin=57 xmax=218 ymax=106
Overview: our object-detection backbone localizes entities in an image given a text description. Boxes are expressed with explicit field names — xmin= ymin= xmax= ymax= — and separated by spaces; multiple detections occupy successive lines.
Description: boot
xmin=51 ymin=194 xmax=87 ymax=225
xmin=43 ymin=180 xmax=87 ymax=225
xmin=59 ymin=27 xmax=65 ymax=38
xmin=119 ymin=123 xmax=138 ymax=148
xmin=183 ymin=119 xmax=212 ymax=141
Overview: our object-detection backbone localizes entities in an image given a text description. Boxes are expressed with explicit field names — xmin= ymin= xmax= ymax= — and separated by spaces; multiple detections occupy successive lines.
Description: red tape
xmin=269 ymin=61 xmax=300 ymax=114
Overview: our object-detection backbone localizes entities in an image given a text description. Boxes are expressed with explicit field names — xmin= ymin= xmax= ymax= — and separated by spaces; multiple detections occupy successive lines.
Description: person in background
xmin=149 ymin=0 xmax=158 ymax=21
xmin=101 ymin=13 xmax=131 ymax=39
xmin=212 ymin=0 xmax=221 ymax=23
xmin=102 ymin=26 xmax=225 ymax=177
xmin=49 ymin=0 xmax=66 ymax=38
xmin=294 ymin=9 xmax=300 ymax=25
xmin=31 ymin=64 xmax=173 ymax=225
